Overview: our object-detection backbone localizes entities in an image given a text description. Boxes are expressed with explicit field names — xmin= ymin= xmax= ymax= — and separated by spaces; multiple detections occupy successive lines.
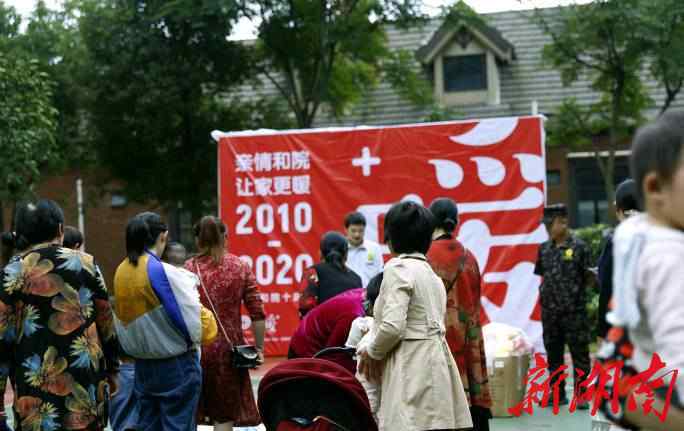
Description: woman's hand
xmin=256 ymin=348 xmax=265 ymax=366
xmin=106 ymin=372 xmax=119 ymax=397
xmin=358 ymin=349 xmax=384 ymax=383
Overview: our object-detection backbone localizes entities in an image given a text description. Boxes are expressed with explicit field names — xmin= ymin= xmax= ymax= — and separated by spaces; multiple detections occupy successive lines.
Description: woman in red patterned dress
xmin=185 ymin=216 xmax=266 ymax=431
xmin=427 ymin=198 xmax=492 ymax=431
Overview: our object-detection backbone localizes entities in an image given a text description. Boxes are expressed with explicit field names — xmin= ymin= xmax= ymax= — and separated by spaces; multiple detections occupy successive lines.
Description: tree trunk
xmin=602 ymin=161 xmax=617 ymax=225
xmin=0 ymin=200 xmax=4 ymax=233
xmin=592 ymin=145 xmax=617 ymax=225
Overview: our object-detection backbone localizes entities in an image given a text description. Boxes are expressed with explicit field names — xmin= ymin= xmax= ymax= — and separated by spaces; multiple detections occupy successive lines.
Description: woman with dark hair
xmin=185 ymin=215 xmax=265 ymax=431
xmin=297 ymin=231 xmax=362 ymax=316
xmin=113 ymin=212 xmax=217 ymax=431
xmin=427 ymin=198 xmax=492 ymax=431
xmin=358 ymin=201 xmax=472 ymax=431
xmin=0 ymin=199 xmax=119 ymax=430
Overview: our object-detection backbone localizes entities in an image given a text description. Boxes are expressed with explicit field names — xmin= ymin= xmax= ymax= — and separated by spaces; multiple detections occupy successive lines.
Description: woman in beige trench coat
xmin=359 ymin=201 xmax=473 ymax=431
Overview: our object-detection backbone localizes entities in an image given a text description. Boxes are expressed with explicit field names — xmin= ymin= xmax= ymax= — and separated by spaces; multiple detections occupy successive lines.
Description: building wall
xmin=545 ymin=145 xmax=569 ymax=208
xmin=2 ymin=172 xmax=167 ymax=287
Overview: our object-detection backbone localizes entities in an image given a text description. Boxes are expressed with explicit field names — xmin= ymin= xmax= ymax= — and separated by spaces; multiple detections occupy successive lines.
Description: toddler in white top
xmin=345 ymin=273 xmax=383 ymax=419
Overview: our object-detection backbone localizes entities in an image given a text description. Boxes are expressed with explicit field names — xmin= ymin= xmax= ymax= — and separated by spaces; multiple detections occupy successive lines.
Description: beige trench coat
xmin=366 ymin=253 xmax=472 ymax=431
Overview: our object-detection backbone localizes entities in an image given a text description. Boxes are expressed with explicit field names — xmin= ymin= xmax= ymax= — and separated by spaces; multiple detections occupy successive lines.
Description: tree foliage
xmin=536 ymin=0 xmax=684 ymax=222
xmin=0 ymin=54 xmax=59 ymax=206
xmin=77 ymin=0 xmax=277 ymax=215
xmin=252 ymin=0 xmax=428 ymax=128
xmin=0 ymin=2 xmax=60 ymax=229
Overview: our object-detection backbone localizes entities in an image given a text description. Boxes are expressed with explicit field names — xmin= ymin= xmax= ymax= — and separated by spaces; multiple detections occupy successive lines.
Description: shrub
xmin=573 ymin=223 xmax=610 ymax=340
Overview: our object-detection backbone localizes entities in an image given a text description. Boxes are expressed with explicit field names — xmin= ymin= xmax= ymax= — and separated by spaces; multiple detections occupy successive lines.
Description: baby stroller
xmin=258 ymin=347 xmax=378 ymax=431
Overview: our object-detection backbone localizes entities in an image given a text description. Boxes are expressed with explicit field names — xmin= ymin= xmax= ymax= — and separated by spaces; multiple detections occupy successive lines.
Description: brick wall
xmin=2 ymin=171 xmax=167 ymax=287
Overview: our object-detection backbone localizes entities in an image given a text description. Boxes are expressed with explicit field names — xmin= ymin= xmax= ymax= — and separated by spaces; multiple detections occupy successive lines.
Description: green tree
xmin=0 ymin=54 xmax=59 ymax=230
xmin=18 ymin=1 xmax=97 ymax=168
xmin=76 ymin=0 xmax=273 ymax=216
xmin=252 ymin=0 xmax=428 ymax=128
xmin=536 ymin=0 xmax=684 ymax=222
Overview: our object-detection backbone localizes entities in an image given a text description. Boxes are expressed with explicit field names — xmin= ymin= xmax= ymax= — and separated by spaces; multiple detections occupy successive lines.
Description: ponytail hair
xmin=428 ymin=198 xmax=459 ymax=237
xmin=320 ymin=231 xmax=348 ymax=271
xmin=126 ymin=212 xmax=167 ymax=265
xmin=193 ymin=215 xmax=226 ymax=264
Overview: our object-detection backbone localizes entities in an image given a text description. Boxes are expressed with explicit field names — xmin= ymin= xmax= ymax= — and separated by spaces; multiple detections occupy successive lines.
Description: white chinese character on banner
xmin=266 ymin=314 xmax=280 ymax=334
xmin=293 ymin=292 xmax=301 ymax=302
xmin=283 ymin=292 xmax=291 ymax=303
xmin=255 ymin=152 xmax=273 ymax=172
xmin=270 ymin=292 xmax=281 ymax=303
xmin=292 ymin=175 xmax=311 ymax=195
xmin=273 ymin=176 xmax=292 ymax=195
xmin=273 ymin=152 xmax=292 ymax=170
xmin=292 ymin=151 xmax=310 ymax=170
xmin=241 ymin=315 xmax=252 ymax=330
xmin=260 ymin=293 xmax=269 ymax=303
xmin=236 ymin=178 xmax=254 ymax=197
xmin=235 ymin=154 xmax=254 ymax=172
xmin=254 ymin=177 xmax=273 ymax=196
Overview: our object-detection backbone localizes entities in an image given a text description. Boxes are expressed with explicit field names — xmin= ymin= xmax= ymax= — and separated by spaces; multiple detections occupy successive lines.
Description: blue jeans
xmin=110 ymin=362 xmax=139 ymax=431
xmin=134 ymin=350 xmax=202 ymax=431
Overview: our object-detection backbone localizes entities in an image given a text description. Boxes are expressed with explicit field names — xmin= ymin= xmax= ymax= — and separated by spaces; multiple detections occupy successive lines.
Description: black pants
xmin=541 ymin=310 xmax=591 ymax=399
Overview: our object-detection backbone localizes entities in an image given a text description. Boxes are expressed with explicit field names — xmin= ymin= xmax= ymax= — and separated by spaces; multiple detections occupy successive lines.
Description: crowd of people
xmin=0 ymin=110 xmax=682 ymax=431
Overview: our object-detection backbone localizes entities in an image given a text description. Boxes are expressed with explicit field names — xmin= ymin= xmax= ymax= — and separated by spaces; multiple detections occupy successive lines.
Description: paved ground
xmin=5 ymin=356 xmax=614 ymax=430
xmin=224 ymin=357 xmax=602 ymax=431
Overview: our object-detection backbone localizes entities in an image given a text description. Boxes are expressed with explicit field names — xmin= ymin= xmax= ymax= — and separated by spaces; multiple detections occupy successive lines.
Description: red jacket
xmin=289 ymin=288 xmax=364 ymax=373
xmin=427 ymin=236 xmax=492 ymax=409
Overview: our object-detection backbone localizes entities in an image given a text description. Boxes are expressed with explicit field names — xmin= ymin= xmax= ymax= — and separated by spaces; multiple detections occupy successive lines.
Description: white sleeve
xmin=641 ymin=250 xmax=684 ymax=401
xmin=345 ymin=318 xmax=369 ymax=348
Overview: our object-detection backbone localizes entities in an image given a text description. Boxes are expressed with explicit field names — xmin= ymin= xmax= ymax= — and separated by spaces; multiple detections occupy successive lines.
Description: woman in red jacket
xmin=427 ymin=198 xmax=492 ymax=431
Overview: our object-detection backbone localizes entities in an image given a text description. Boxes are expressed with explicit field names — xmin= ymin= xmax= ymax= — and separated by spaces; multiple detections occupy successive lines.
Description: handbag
xmin=195 ymin=261 xmax=261 ymax=369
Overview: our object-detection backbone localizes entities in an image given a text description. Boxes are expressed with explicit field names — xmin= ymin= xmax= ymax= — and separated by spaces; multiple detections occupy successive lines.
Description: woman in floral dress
xmin=427 ymin=198 xmax=492 ymax=431
xmin=0 ymin=199 xmax=119 ymax=431
xmin=185 ymin=216 xmax=265 ymax=431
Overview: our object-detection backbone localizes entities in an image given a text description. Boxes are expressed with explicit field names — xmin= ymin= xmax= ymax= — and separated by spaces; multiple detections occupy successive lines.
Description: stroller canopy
xmin=258 ymin=358 xmax=377 ymax=431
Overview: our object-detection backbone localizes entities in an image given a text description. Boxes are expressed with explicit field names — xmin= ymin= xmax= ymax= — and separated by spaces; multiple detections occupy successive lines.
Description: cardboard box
xmin=487 ymin=354 xmax=531 ymax=417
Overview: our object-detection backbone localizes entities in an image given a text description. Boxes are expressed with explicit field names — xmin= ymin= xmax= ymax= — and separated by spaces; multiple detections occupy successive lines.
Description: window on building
xmin=547 ymin=170 xmax=562 ymax=186
xmin=443 ymin=54 xmax=487 ymax=92
xmin=110 ymin=193 xmax=127 ymax=208
xmin=569 ymin=156 xmax=630 ymax=227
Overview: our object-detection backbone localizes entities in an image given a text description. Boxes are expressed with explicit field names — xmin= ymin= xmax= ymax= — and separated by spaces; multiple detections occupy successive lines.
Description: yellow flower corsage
xmin=563 ymin=248 xmax=574 ymax=261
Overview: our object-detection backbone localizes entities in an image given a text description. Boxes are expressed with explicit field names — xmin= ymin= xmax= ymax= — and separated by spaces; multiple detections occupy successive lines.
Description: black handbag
xmin=195 ymin=261 xmax=261 ymax=369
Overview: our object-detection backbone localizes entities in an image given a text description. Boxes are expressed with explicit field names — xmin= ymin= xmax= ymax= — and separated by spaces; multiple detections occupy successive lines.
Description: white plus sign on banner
xmin=352 ymin=147 xmax=381 ymax=177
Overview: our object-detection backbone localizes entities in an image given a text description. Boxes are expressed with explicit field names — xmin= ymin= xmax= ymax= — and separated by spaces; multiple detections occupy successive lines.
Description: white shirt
xmin=613 ymin=215 xmax=684 ymax=401
xmin=346 ymin=239 xmax=384 ymax=288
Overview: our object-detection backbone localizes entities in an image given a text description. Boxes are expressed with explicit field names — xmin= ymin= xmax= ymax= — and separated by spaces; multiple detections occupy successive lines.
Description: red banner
xmin=216 ymin=116 xmax=547 ymax=356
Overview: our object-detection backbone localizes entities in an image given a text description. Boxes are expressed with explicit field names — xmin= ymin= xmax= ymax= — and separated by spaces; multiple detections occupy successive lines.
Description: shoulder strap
xmin=194 ymin=260 xmax=233 ymax=349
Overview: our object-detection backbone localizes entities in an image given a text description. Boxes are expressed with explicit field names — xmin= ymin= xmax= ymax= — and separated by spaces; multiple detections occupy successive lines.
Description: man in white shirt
xmin=344 ymin=212 xmax=384 ymax=288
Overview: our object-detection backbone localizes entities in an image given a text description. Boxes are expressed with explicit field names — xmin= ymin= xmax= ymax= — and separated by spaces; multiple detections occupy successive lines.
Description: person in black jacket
xmin=297 ymin=231 xmax=363 ymax=316
xmin=596 ymin=179 xmax=641 ymax=340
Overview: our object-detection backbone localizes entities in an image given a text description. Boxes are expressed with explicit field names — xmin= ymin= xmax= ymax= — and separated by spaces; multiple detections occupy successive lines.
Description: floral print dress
xmin=185 ymin=253 xmax=265 ymax=426
xmin=0 ymin=244 xmax=119 ymax=431
xmin=427 ymin=237 xmax=493 ymax=411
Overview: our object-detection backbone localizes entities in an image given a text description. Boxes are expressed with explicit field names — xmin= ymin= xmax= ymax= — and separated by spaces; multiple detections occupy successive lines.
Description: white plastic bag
xmin=483 ymin=322 xmax=533 ymax=368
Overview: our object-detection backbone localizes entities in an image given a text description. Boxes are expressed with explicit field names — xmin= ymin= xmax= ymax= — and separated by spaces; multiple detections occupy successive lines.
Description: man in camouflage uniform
xmin=534 ymin=204 xmax=592 ymax=407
